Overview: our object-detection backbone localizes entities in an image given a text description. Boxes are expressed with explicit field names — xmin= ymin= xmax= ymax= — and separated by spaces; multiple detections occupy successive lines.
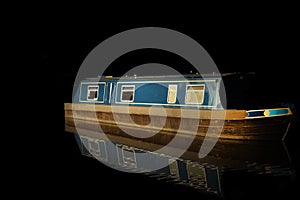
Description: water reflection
xmin=65 ymin=125 xmax=296 ymax=199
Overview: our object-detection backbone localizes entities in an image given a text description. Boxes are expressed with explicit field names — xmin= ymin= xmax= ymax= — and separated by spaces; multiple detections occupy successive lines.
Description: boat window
xmin=87 ymin=85 xmax=99 ymax=100
xmin=185 ymin=85 xmax=205 ymax=104
xmin=167 ymin=84 xmax=177 ymax=103
xmin=121 ymin=85 xmax=135 ymax=102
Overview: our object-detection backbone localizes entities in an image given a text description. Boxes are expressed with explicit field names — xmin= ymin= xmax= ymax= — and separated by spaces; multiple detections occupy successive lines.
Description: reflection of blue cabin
xmin=74 ymin=75 xmax=223 ymax=109
xmin=76 ymin=134 xmax=222 ymax=195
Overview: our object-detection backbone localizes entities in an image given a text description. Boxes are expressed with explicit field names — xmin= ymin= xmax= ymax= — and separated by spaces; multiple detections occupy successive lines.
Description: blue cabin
xmin=74 ymin=75 xmax=223 ymax=109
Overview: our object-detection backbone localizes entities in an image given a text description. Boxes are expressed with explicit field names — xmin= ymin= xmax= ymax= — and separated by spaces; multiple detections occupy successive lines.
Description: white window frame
xmin=185 ymin=84 xmax=205 ymax=104
xmin=167 ymin=84 xmax=177 ymax=103
xmin=121 ymin=85 xmax=135 ymax=102
xmin=87 ymin=85 xmax=99 ymax=101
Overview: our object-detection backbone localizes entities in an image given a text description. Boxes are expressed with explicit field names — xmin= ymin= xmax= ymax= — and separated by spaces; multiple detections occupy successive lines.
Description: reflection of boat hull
xmin=65 ymin=124 xmax=292 ymax=170
xmin=65 ymin=103 xmax=292 ymax=142
xmin=65 ymin=125 xmax=294 ymax=197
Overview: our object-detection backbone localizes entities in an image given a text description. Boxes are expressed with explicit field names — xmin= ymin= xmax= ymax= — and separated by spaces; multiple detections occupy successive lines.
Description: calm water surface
xmin=64 ymin=126 xmax=298 ymax=200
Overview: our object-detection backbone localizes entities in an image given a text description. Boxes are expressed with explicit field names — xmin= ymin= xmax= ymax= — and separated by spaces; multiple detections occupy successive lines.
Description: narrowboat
xmin=64 ymin=73 xmax=293 ymax=144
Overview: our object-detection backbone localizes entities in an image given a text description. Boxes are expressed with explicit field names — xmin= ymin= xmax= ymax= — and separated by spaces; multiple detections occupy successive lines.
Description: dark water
xmin=32 ymin=19 xmax=300 ymax=199
xmin=59 ymin=125 xmax=298 ymax=200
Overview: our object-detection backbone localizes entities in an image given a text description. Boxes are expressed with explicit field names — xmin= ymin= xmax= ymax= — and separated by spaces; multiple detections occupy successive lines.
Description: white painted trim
xmin=246 ymin=108 xmax=291 ymax=112
xmin=115 ymin=101 xmax=216 ymax=108
xmin=109 ymin=83 xmax=112 ymax=104
xmin=117 ymin=79 xmax=216 ymax=84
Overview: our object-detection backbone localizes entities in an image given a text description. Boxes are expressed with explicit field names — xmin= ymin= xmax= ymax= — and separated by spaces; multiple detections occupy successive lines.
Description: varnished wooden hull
xmin=64 ymin=103 xmax=292 ymax=145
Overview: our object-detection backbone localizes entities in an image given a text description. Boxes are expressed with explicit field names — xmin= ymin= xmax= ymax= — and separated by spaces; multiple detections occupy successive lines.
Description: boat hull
xmin=64 ymin=103 xmax=292 ymax=146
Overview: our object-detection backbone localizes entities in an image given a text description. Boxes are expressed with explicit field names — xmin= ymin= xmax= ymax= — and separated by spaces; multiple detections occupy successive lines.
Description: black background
xmin=30 ymin=12 xmax=299 ymax=199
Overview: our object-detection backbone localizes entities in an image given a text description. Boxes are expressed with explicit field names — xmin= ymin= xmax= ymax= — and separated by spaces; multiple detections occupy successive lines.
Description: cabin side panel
xmin=73 ymin=78 xmax=223 ymax=109
xmin=114 ymin=79 xmax=222 ymax=108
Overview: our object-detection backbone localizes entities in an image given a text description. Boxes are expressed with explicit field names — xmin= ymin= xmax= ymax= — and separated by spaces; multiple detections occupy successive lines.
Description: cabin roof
xmin=83 ymin=72 xmax=255 ymax=81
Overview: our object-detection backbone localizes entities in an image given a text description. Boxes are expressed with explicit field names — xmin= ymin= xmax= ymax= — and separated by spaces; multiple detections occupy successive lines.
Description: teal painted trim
xmin=246 ymin=108 xmax=291 ymax=119
xmin=269 ymin=109 xmax=289 ymax=116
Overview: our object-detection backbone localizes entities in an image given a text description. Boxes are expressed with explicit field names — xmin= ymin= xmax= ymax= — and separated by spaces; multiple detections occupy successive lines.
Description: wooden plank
xmin=64 ymin=103 xmax=247 ymax=120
